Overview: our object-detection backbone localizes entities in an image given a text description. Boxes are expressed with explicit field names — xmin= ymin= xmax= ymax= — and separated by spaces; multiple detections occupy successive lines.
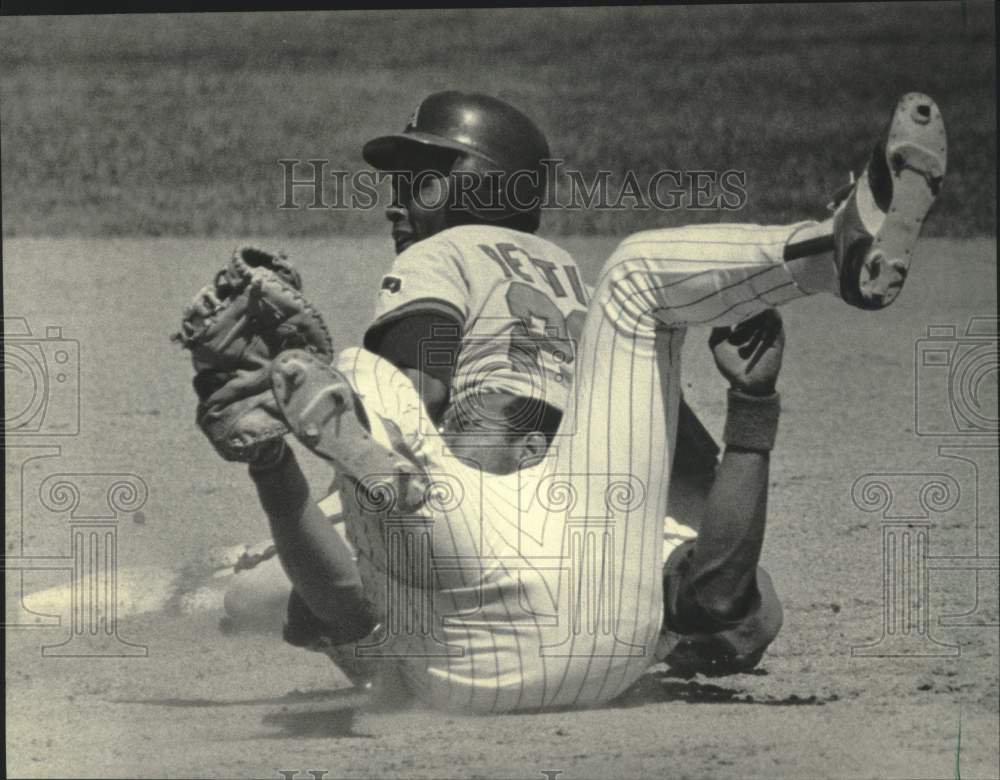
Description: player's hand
xmin=709 ymin=309 xmax=784 ymax=396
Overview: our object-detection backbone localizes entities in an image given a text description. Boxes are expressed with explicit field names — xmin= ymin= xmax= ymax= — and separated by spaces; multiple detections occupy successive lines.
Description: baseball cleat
xmin=832 ymin=92 xmax=947 ymax=309
xmin=271 ymin=349 xmax=430 ymax=512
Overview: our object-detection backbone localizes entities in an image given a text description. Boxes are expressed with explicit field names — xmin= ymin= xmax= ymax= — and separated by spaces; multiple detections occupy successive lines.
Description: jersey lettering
xmin=497 ymin=243 xmax=535 ymax=283
xmin=478 ymin=244 xmax=513 ymax=279
xmin=377 ymin=228 xmax=590 ymax=415
xmin=529 ymin=257 xmax=566 ymax=298
xmin=480 ymin=242 xmax=583 ymax=302
xmin=563 ymin=265 xmax=588 ymax=306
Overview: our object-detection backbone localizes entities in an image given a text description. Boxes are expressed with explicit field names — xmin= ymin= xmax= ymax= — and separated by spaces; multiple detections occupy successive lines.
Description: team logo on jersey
xmin=381 ymin=275 xmax=402 ymax=294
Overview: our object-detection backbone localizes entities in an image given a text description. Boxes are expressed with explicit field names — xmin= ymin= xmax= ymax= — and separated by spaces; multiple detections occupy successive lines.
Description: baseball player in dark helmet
xmin=359 ymin=90 xmax=576 ymax=454
xmin=363 ymin=90 xmax=551 ymax=244
xmin=361 ymin=90 xmax=720 ymax=477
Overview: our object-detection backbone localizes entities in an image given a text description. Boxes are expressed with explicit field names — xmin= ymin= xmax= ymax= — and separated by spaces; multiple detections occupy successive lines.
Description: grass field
xmin=1 ymin=5 xmax=996 ymax=238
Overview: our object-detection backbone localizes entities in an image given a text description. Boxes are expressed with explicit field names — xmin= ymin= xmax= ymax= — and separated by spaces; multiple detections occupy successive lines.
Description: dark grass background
xmin=0 ymin=4 xmax=995 ymax=238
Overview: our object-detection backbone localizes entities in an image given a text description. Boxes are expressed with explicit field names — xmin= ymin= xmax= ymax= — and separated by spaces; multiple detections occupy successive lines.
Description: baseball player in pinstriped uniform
xmin=247 ymin=92 xmax=946 ymax=712
xmin=231 ymin=93 xmax=717 ymax=654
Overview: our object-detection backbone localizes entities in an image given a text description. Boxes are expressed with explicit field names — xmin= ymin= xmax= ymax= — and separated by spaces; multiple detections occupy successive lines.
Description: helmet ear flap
xmin=447 ymin=154 xmax=503 ymax=224
xmin=447 ymin=153 xmax=543 ymax=232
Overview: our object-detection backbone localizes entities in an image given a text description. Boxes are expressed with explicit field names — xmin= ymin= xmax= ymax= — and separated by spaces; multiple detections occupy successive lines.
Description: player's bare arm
xmin=249 ymin=445 xmax=376 ymax=644
xmin=363 ymin=309 xmax=457 ymax=424
xmin=660 ymin=310 xmax=786 ymax=675
xmin=173 ymin=246 xmax=375 ymax=645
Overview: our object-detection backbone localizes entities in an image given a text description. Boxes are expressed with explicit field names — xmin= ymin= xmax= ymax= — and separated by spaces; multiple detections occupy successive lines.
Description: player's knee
xmin=675 ymin=563 xmax=783 ymax=642
xmin=740 ymin=566 xmax=783 ymax=650
xmin=689 ymin=589 xmax=755 ymax=627
xmin=661 ymin=552 xmax=783 ymax=676
xmin=663 ymin=539 xmax=775 ymax=630
xmin=283 ymin=586 xmax=380 ymax=649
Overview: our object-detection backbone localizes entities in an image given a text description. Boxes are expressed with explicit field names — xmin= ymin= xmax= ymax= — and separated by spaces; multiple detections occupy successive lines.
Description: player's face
xmin=445 ymin=432 xmax=529 ymax=474
xmin=442 ymin=428 xmax=548 ymax=475
xmin=387 ymin=167 xmax=451 ymax=254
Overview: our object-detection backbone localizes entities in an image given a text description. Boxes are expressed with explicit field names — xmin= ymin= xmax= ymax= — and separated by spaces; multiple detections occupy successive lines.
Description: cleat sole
xmin=861 ymin=93 xmax=947 ymax=308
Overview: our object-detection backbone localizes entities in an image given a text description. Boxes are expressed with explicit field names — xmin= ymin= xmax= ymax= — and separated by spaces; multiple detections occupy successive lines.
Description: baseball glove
xmin=173 ymin=246 xmax=334 ymax=462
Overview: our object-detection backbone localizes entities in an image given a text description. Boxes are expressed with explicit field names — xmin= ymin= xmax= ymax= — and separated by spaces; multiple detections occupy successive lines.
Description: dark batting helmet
xmin=363 ymin=91 xmax=551 ymax=232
